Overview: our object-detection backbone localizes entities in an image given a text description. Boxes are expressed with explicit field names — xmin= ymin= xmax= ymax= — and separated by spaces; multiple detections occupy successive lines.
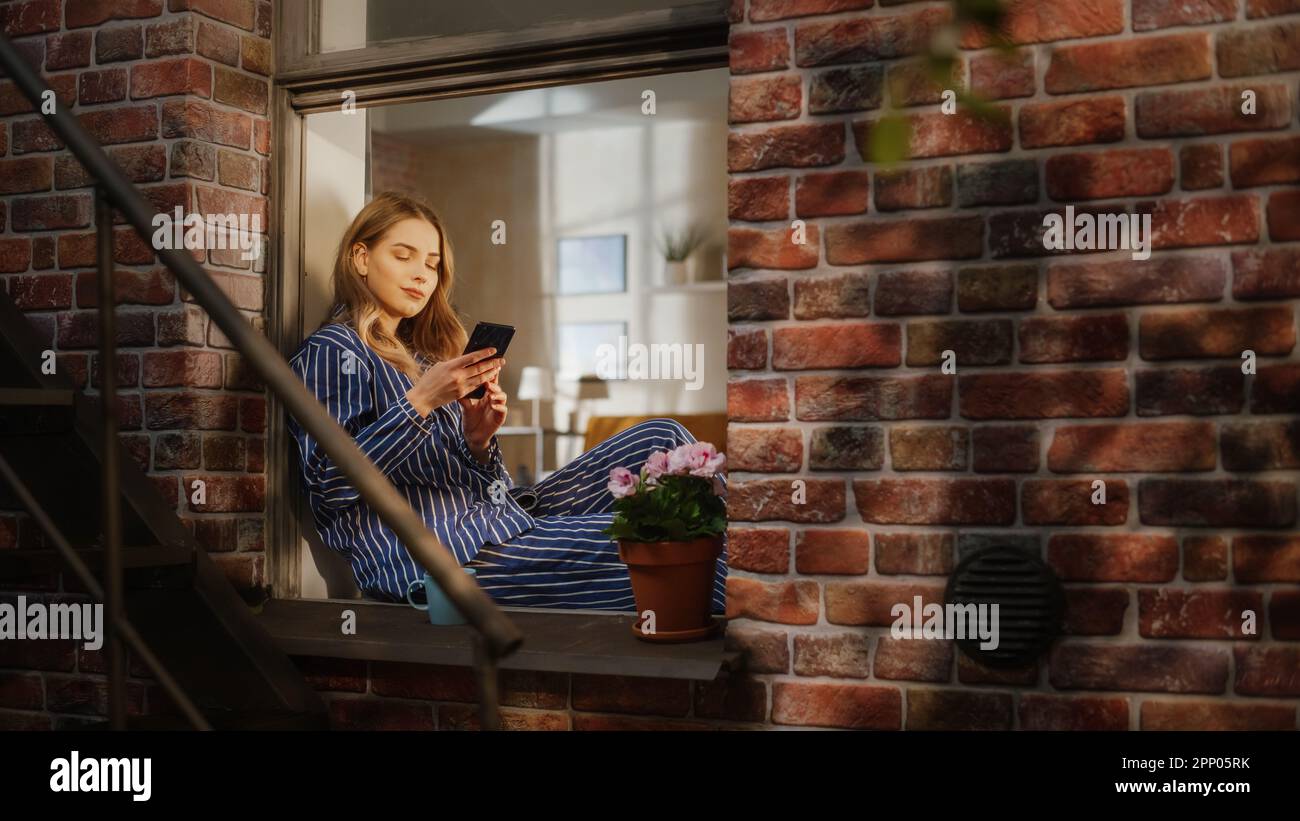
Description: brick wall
xmin=0 ymin=0 xmax=272 ymax=728
xmin=722 ymin=0 xmax=1300 ymax=730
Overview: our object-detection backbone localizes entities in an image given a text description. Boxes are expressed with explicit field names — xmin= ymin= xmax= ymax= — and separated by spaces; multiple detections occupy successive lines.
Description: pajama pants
xmin=466 ymin=418 xmax=729 ymax=614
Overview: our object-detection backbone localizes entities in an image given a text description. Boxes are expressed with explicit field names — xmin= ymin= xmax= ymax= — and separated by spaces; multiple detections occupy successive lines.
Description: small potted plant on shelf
xmin=603 ymin=441 xmax=727 ymax=643
xmin=656 ymin=224 xmax=707 ymax=286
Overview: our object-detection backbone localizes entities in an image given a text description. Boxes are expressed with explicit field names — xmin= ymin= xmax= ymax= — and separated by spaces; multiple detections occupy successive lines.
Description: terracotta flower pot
xmin=619 ymin=535 xmax=723 ymax=643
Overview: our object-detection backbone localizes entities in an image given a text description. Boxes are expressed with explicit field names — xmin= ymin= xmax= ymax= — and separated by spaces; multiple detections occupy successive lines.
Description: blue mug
xmin=406 ymin=568 xmax=476 ymax=625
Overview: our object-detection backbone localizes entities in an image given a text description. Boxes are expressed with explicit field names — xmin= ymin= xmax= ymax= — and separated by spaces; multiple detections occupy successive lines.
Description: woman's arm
xmin=288 ymin=338 xmax=432 ymax=509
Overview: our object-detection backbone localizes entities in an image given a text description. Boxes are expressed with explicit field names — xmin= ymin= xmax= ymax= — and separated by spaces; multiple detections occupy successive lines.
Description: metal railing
xmin=0 ymin=33 xmax=522 ymax=730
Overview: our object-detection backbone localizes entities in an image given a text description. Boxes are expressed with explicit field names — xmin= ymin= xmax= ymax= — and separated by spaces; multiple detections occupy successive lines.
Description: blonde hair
xmin=324 ymin=191 xmax=468 ymax=380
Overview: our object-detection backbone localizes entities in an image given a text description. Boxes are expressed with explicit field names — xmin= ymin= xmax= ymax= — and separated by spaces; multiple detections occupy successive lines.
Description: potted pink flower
xmin=602 ymin=441 xmax=727 ymax=643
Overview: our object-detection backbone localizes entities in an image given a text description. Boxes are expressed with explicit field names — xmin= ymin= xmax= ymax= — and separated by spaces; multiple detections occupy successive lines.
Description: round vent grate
xmin=944 ymin=546 xmax=1064 ymax=668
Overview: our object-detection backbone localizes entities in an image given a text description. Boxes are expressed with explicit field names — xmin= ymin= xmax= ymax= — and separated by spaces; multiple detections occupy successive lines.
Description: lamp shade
xmin=575 ymin=374 xmax=609 ymax=400
xmin=517 ymin=366 xmax=554 ymax=401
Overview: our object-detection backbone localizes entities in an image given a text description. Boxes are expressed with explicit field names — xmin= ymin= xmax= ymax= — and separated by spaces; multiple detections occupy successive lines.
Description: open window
xmin=268 ymin=1 xmax=732 ymax=618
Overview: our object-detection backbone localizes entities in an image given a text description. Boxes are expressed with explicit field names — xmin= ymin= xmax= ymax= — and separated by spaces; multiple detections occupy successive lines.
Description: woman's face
xmin=352 ymin=216 xmax=442 ymax=325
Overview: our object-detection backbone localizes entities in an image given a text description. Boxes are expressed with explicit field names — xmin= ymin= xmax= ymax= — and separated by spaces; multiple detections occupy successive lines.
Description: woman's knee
xmin=634 ymin=417 xmax=695 ymax=447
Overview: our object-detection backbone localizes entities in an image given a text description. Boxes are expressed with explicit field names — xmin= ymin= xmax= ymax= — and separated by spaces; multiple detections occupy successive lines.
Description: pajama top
xmin=286 ymin=321 xmax=537 ymax=601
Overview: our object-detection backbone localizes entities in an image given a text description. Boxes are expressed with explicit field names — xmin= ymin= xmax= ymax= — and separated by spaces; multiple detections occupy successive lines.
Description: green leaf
xmin=867 ymin=114 xmax=910 ymax=167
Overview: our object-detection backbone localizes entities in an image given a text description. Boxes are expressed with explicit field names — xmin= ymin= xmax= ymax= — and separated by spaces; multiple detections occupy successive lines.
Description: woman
xmin=287 ymin=192 xmax=728 ymax=613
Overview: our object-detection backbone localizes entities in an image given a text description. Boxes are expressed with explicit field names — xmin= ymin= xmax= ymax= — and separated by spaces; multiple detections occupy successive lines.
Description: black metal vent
xmin=944 ymin=546 xmax=1064 ymax=668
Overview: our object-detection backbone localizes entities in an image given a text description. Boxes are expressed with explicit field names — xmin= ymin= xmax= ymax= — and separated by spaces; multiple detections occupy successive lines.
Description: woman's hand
xmin=460 ymin=360 xmax=508 ymax=458
xmin=405 ymin=348 xmax=501 ymax=416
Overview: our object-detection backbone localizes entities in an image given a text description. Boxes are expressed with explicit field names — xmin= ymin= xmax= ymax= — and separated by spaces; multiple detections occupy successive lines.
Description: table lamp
xmin=517 ymin=366 xmax=554 ymax=477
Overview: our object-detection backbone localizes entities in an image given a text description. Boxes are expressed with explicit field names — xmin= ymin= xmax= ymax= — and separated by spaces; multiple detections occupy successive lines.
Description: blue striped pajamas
xmin=287 ymin=322 xmax=727 ymax=614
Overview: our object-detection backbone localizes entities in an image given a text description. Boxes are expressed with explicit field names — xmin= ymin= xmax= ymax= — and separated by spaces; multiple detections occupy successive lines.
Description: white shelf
xmin=646 ymin=280 xmax=726 ymax=294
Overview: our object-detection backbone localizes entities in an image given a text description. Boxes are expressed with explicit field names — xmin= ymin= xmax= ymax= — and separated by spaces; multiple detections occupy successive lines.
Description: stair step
xmin=0 ymin=388 xmax=75 ymax=406
xmin=80 ymin=711 xmax=330 ymax=731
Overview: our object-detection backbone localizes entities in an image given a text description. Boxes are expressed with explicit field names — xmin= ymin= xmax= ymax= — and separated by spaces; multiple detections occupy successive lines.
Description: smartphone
xmin=461 ymin=321 xmax=514 ymax=399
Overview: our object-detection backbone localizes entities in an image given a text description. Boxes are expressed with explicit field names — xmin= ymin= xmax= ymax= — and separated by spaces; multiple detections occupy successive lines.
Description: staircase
xmin=0 ymin=289 xmax=328 ymax=730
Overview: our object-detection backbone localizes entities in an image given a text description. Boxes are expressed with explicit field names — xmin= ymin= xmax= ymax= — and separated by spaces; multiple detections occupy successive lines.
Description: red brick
xmin=1140 ymin=478 xmax=1296 ymax=527
xmin=1140 ymin=306 xmax=1294 ymax=359
xmin=824 ymin=580 xmax=945 ymax=626
xmin=728 ymin=378 xmax=789 ymax=422
xmin=774 ymin=323 xmax=900 ymax=369
xmin=794 ymin=6 xmax=950 ymax=67
xmin=956 ymin=159 xmax=1038 ymax=207
xmin=873 ymin=638 xmax=953 ymax=683
xmin=907 ymin=689 xmax=1012 ymax=730
xmin=1234 ymin=646 xmax=1300 ymax=696
xmin=971 ymin=425 xmax=1039 ymax=473
xmin=1217 ymin=19 xmax=1300 ymax=77
xmin=730 ymin=75 xmax=801 ymax=123
xmin=1233 ymin=247 xmax=1300 ymax=301
xmin=130 ymin=57 xmax=212 ymax=99
xmin=145 ymin=392 xmax=238 ymax=430
xmin=1142 ymin=700 xmax=1295 ymax=731
xmin=1273 ymin=591 xmax=1300 ymax=640
xmin=1045 ymin=149 xmax=1174 ymax=201
xmin=183 ymin=474 xmax=264 ymax=512
xmin=1136 ymin=84 xmax=1292 ymax=137
xmin=1184 ymin=535 xmax=1228 ymax=581
xmin=1134 ymin=0 xmax=1238 ymax=30
xmin=728 ymin=278 xmax=789 ymax=320
xmin=730 ymin=29 xmax=789 ymax=75
xmin=1138 ymin=368 xmax=1245 ymax=417
xmin=1044 ymin=33 xmax=1211 ymax=93
xmin=727 ymin=427 xmax=801 ymax=474
xmin=1047 ymin=255 xmax=1226 ymax=309
xmin=853 ymin=478 xmax=1015 ymax=525
xmin=771 ymin=681 xmax=901 ymax=729
xmin=959 ymin=0 xmax=1123 ymax=48
xmin=1221 ymin=420 xmax=1300 ymax=470
xmin=1019 ymin=314 xmax=1129 ymax=363
xmin=1019 ymin=97 xmax=1126 ymax=148
xmin=874 ymin=269 xmax=951 ymax=316
xmin=1139 ymin=589 xmax=1263 ymax=639
xmin=795 ymin=170 xmax=869 ymax=217
xmin=2 ymin=0 xmax=61 ymax=35
xmin=728 ymin=225 xmax=819 ymax=270
xmin=77 ymin=105 xmax=158 ymax=146
xmin=960 ymin=370 xmax=1129 ymax=419
xmin=1248 ymin=0 xmax=1300 ymax=15
xmin=906 ymin=318 xmax=1012 ymax=366
xmin=808 ymin=424 xmax=884 ymax=469
xmin=328 ymin=698 xmax=433 ymax=731
xmin=1023 ymin=479 xmax=1130 ymax=525
xmin=161 ymin=99 xmax=252 ymax=149
xmin=1047 ymin=533 xmax=1177 ymax=582
xmin=729 ymin=176 xmax=788 ymax=221
xmin=1019 ymin=694 xmax=1130 ymax=731
xmin=1253 ymin=363 xmax=1300 ymax=413
xmin=76 ymin=269 xmax=175 ymax=307
xmin=793 ymin=632 xmax=871 ymax=678
xmin=728 ymin=327 xmax=767 ymax=370
xmin=728 ymin=475 xmax=845 ymax=523
xmin=1234 ymin=535 xmax=1300 ymax=582
xmin=796 ymin=374 xmax=951 ymax=420
xmin=808 ymin=65 xmax=883 ymax=114
xmin=725 ymin=577 xmax=820 ymax=624
xmin=1143 ymin=194 xmax=1261 ymax=249
xmin=725 ymin=624 xmax=789 ymax=674
xmin=885 ymin=57 xmax=963 ymax=108
xmin=142 ymin=350 xmax=223 ymax=388
xmin=724 ymin=528 xmax=789 ymax=574
xmin=1063 ymin=588 xmax=1130 ymax=635
xmin=793 ymin=272 xmax=871 ymax=319
xmin=240 ymin=34 xmax=271 ymax=76
xmin=0 ymin=238 xmax=33 ymax=273
xmin=213 ymin=66 xmax=268 ymax=114
xmin=10 ymin=273 xmax=72 ymax=310
xmin=751 ymin=0 xmax=872 ymax=21
xmin=729 ymin=123 xmax=845 ymax=171
xmin=11 ymin=194 xmax=91 ymax=231
xmin=873 ymin=532 xmax=953 ymax=575
xmin=960 ymin=656 xmax=1039 ymax=688
xmin=888 ymin=425 xmax=967 ymax=470
xmin=825 ymin=215 xmax=982 ymax=264
xmin=957 ymin=264 xmax=1038 ymax=312
xmin=1268 ymin=189 xmax=1300 ymax=241
xmin=145 ymin=16 xmax=196 ymax=57
xmin=1180 ymin=143 xmax=1223 ymax=189
xmin=1049 ymin=643 xmax=1228 ymax=693
xmin=45 ymin=34 xmax=92 ymax=72
xmin=1229 ymin=135 xmax=1300 ymax=188
xmin=1048 ymin=422 xmax=1215 ymax=472
xmin=873 ymin=165 xmax=952 ymax=211
xmin=969 ymin=49 xmax=1035 ymax=100
xmin=854 ymin=107 xmax=1012 ymax=160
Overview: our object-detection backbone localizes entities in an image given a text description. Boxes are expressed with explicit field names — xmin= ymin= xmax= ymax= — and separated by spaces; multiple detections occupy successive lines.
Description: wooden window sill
xmin=254 ymin=598 xmax=742 ymax=681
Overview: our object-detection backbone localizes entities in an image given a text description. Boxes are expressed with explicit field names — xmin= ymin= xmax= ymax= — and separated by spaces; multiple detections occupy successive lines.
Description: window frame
xmin=267 ymin=0 xmax=729 ymax=598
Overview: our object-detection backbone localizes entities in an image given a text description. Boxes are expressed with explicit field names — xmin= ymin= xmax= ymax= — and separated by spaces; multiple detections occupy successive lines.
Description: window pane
xmin=319 ymin=0 xmax=726 ymax=54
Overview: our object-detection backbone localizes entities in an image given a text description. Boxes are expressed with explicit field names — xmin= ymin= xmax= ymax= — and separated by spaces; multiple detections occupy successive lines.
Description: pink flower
xmin=607 ymin=466 xmax=637 ymax=498
xmin=643 ymin=450 xmax=671 ymax=479
xmin=668 ymin=442 xmax=726 ymax=478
